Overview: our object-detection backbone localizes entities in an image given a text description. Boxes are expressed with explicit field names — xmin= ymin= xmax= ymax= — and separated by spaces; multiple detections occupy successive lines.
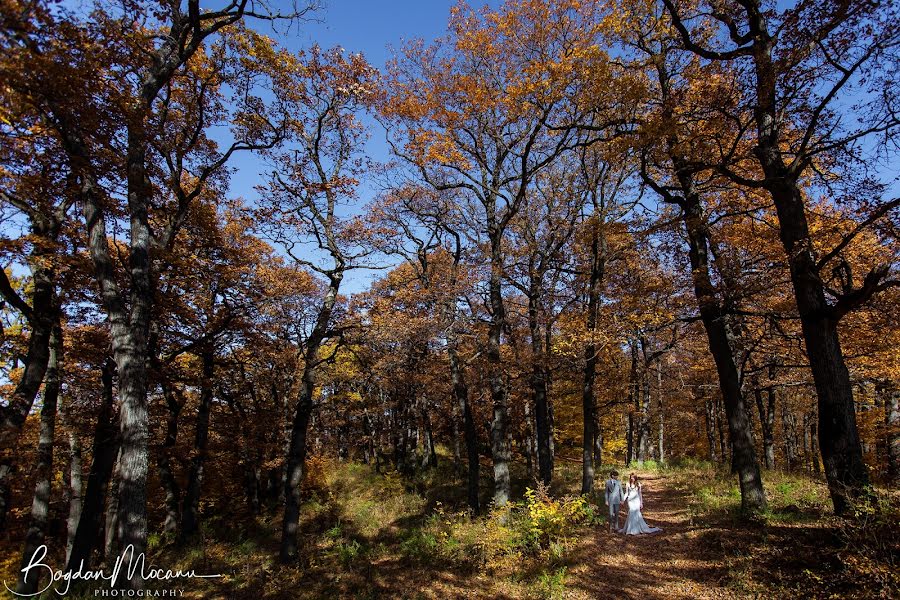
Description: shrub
xmin=533 ymin=567 xmax=567 ymax=600
xmin=520 ymin=484 xmax=590 ymax=550
xmin=302 ymin=454 xmax=329 ymax=493
xmin=835 ymin=490 xmax=900 ymax=597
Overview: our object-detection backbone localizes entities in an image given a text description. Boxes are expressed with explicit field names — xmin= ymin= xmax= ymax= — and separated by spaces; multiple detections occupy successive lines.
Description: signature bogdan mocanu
xmin=4 ymin=544 xmax=222 ymax=597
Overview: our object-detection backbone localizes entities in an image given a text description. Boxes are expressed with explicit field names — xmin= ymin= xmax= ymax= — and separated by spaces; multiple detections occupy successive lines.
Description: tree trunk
xmin=747 ymin=18 xmax=869 ymax=514
xmin=419 ymin=401 xmax=437 ymax=470
xmin=0 ymin=251 xmax=56 ymax=531
xmin=637 ymin=347 xmax=652 ymax=462
xmin=16 ymin=324 xmax=61 ymax=595
xmin=782 ymin=402 xmax=797 ymax=472
xmin=593 ymin=422 xmax=603 ymax=467
xmin=487 ymin=229 xmax=511 ymax=506
xmin=279 ymin=373 xmax=314 ymax=563
xmin=448 ymin=341 xmax=479 ymax=513
xmin=810 ymin=417 xmax=821 ymax=475
xmin=675 ymin=161 xmax=765 ymax=512
xmin=523 ymin=391 xmax=536 ymax=478
xmin=280 ymin=275 xmax=340 ymax=563
xmin=626 ymin=412 xmax=635 ymax=466
xmin=657 ymin=362 xmax=664 ymax=463
xmin=65 ymin=427 xmax=83 ymax=563
xmin=528 ymin=289 xmax=553 ymax=487
xmin=625 ymin=340 xmax=639 ymax=466
xmin=885 ymin=387 xmax=900 ymax=487
xmin=67 ymin=358 xmax=120 ymax=571
xmin=581 ymin=222 xmax=605 ymax=494
xmin=104 ymin=450 xmax=121 ymax=560
xmin=158 ymin=381 xmax=182 ymax=535
xmin=646 ymin=46 xmax=765 ymax=510
xmin=181 ymin=348 xmax=214 ymax=539
xmin=705 ymin=397 xmax=718 ymax=463
xmin=755 ymin=383 xmax=777 ymax=470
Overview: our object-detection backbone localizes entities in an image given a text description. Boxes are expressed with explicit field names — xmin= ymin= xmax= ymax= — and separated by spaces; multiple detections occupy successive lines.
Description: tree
xmin=256 ymin=44 xmax=377 ymax=563
xmin=663 ymin=0 xmax=900 ymax=513
xmin=382 ymin=0 xmax=620 ymax=504
xmin=623 ymin=7 xmax=766 ymax=512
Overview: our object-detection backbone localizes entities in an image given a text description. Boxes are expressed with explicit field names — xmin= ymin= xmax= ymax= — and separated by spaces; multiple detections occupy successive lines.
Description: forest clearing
xmin=1 ymin=0 xmax=899 ymax=597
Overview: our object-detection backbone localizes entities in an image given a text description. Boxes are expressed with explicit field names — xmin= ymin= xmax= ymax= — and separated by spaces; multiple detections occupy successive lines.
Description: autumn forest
xmin=1 ymin=0 xmax=899 ymax=598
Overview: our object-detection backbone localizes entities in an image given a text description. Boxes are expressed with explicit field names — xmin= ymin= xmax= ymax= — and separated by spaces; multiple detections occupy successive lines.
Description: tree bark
xmin=65 ymin=426 xmax=83 ymax=563
xmin=705 ymin=397 xmax=718 ymax=463
xmin=746 ymin=5 xmax=869 ymax=514
xmin=581 ymin=217 xmax=606 ymax=494
xmin=158 ymin=381 xmax=183 ymax=535
xmin=67 ymin=358 xmax=120 ymax=572
xmin=657 ymin=362 xmax=664 ymax=463
xmin=754 ymin=382 xmax=777 ymax=470
xmin=448 ymin=340 xmax=479 ymax=513
xmin=181 ymin=348 xmax=214 ymax=539
xmin=0 ymin=244 xmax=57 ymax=531
xmin=528 ymin=287 xmax=553 ymax=487
xmin=781 ymin=401 xmax=797 ymax=472
xmin=16 ymin=324 xmax=62 ymax=595
xmin=104 ymin=450 xmax=121 ymax=560
xmin=280 ymin=274 xmax=341 ymax=563
xmin=886 ymin=387 xmax=899 ymax=487
xmin=486 ymin=227 xmax=511 ymax=506
xmin=637 ymin=343 xmax=652 ymax=462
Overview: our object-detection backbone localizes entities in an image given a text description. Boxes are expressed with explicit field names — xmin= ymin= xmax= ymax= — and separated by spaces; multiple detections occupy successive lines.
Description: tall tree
xmin=382 ymin=0 xmax=618 ymax=504
xmin=663 ymin=0 xmax=900 ymax=513
xmin=257 ymin=45 xmax=377 ymax=562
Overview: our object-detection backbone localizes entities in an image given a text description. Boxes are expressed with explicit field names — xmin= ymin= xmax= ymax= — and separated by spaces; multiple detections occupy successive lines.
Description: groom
xmin=604 ymin=469 xmax=623 ymax=533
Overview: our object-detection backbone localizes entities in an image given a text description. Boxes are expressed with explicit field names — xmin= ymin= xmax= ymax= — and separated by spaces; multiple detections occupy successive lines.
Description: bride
xmin=619 ymin=473 xmax=662 ymax=535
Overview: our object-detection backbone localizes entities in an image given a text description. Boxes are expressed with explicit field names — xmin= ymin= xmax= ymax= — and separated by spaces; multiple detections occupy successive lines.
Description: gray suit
xmin=605 ymin=478 xmax=623 ymax=526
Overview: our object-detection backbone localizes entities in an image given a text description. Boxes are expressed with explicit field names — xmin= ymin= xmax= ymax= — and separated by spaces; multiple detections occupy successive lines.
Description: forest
xmin=1 ymin=0 xmax=899 ymax=598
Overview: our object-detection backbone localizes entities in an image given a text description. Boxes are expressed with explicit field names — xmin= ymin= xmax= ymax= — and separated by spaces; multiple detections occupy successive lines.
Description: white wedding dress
xmin=619 ymin=484 xmax=662 ymax=535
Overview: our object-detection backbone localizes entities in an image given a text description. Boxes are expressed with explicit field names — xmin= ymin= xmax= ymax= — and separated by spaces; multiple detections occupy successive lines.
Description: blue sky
xmin=224 ymin=0 xmax=468 ymax=294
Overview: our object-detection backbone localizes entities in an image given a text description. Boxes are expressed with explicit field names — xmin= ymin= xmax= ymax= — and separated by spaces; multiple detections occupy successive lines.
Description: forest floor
xmin=4 ymin=457 xmax=898 ymax=599
xmin=157 ymin=457 xmax=899 ymax=600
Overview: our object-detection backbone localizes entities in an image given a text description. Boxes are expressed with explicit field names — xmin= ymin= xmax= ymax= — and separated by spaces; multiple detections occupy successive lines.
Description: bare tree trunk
xmin=67 ymin=358 xmax=120 ymax=572
xmin=449 ymin=341 xmax=479 ymax=513
xmin=755 ymin=383 xmax=777 ymax=470
xmin=675 ymin=171 xmax=765 ymax=511
xmin=419 ymin=401 xmax=437 ymax=470
xmin=528 ymin=289 xmax=552 ymax=487
xmin=886 ymin=387 xmax=900 ymax=487
xmin=523 ymin=397 xmax=536 ymax=478
xmin=104 ymin=450 xmax=121 ymax=560
xmin=0 ymin=251 xmax=56 ymax=531
xmin=782 ymin=402 xmax=797 ymax=472
xmin=280 ymin=274 xmax=341 ymax=563
xmin=17 ymin=324 xmax=61 ymax=595
xmin=657 ymin=362 xmax=664 ymax=463
xmin=181 ymin=348 xmax=214 ymax=539
xmin=637 ymin=349 xmax=652 ymax=462
xmin=705 ymin=397 xmax=718 ymax=463
xmin=487 ymin=229 xmax=511 ymax=506
xmin=65 ymin=428 xmax=83 ymax=563
xmin=625 ymin=340 xmax=638 ymax=466
xmin=810 ymin=417 xmax=821 ymax=475
xmin=158 ymin=381 xmax=182 ymax=535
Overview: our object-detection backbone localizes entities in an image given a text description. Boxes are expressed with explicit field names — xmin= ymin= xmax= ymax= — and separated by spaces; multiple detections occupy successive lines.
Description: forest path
xmin=563 ymin=472 xmax=740 ymax=600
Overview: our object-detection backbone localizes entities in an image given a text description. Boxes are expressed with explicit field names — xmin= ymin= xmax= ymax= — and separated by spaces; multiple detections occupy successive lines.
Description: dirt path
xmin=564 ymin=473 xmax=738 ymax=600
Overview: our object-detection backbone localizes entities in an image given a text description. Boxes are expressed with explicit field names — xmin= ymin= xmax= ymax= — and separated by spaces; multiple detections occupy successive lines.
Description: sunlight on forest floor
xmin=8 ymin=457 xmax=897 ymax=599
xmin=160 ymin=458 xmax=899 ymax=599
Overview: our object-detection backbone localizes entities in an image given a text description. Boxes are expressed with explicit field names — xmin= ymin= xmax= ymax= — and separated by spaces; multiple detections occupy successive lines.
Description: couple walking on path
xmin=604 ymin=470 xmax=662 ymax=536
